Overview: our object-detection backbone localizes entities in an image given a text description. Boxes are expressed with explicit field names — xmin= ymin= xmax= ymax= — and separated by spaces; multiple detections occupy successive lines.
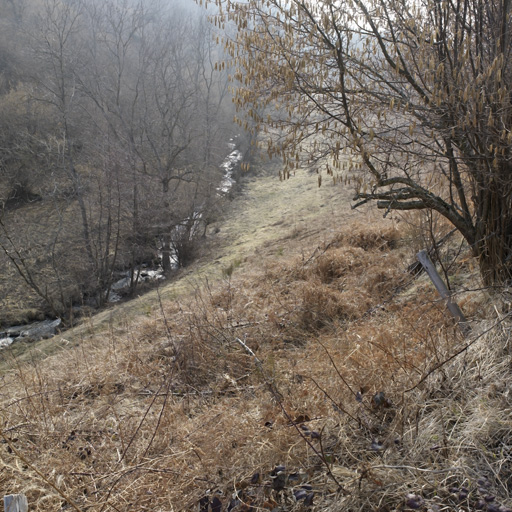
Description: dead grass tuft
xmin=337 ymin=222 xmax=401 ymax=251
xmin=297 ymin=281 xmax=366 ymax=330
xmin=314 ymin=247 xmax=369 ymax=283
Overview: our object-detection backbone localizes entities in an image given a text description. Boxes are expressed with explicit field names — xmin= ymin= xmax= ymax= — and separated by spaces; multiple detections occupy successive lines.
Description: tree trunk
xmin=161 ymin=232 xmax=172 ymax=274
xmin=474 ymin=178 xmax=512 ymax=286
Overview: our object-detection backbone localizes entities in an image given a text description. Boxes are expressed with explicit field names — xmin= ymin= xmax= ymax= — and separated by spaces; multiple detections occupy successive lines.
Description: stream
xmin=108 ymin=136 xmax=242 ymax=301
xmin=0 ymin=137 xmax=244 ymax=349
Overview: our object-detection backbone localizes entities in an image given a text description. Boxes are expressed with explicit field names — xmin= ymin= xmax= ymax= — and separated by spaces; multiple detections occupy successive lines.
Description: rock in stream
xmin=0 ymin=318 xmax=62 ymax=348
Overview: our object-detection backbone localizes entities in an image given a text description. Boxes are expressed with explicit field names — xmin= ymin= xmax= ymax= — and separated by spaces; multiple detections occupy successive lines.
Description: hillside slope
xmin=1 ymin=159 xmax=511 ymax=512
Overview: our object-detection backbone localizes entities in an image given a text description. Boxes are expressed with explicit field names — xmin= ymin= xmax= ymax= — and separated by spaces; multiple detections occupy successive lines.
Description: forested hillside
xmin=0 ymin=0 xmax=240 ymax=326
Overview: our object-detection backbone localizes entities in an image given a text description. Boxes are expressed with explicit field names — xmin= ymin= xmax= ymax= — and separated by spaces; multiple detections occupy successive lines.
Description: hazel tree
xmin=209 ymin=0 xmax=512 ymax=285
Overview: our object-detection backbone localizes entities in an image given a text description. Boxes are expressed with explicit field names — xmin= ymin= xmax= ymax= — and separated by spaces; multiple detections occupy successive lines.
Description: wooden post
xmin=417 ymin=250 xmax=471 ymax=337
xmin=4 ymin=494 xmax=28 ymax=512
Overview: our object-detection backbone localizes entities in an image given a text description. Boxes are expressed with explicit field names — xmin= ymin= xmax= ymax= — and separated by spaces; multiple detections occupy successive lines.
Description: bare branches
xmin=214 ymin=0 xmax=512 ymax=284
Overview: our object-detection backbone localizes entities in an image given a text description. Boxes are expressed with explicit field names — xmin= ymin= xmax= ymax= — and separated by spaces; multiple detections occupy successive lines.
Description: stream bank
xmin=0 ymin=137 xmax=244 ymax=349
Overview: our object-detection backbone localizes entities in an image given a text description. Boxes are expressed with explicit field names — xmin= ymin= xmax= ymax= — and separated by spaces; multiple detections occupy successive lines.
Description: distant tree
xmin=209 ymin=0 xmax=512 ymax=285
xmin=32 ymin=0 xmax=95 ymax=267
xmin=0 ymin=0 xmax=26 ymax=23
xmin=80 ymin=0 xmax=234 ymax=273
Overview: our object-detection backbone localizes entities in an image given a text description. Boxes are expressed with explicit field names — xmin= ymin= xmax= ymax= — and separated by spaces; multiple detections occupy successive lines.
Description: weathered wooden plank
xmin=417 ymin=250 xmax=471 ymax=336
xmin=4 ymin=494 xmax=28 ymax=512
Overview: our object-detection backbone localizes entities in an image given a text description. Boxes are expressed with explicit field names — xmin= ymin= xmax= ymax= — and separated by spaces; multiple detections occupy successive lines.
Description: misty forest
xmin=0 ymin=0 xmax=242 ymax=324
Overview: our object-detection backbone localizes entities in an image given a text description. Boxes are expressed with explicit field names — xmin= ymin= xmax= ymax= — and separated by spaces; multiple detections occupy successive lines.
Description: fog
xmin=0 ymin=0 xmax=240 ymax=317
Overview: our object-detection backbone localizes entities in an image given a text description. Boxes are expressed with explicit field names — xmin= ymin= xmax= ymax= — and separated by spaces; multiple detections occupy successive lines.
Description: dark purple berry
xmin=304 ymin=492 xmax=314 ymax=507
xmin=458 ymin=490 xmax=469 ymax=501
xmin=405 ymin=494 xmax=423 ymax=509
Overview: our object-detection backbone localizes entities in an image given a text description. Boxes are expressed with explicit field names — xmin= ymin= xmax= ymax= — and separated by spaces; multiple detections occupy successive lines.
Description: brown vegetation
xmin=213 ymin=0 xmax=512 ymax=285
xmin=1 ymin=165 xmax=510 ymax=512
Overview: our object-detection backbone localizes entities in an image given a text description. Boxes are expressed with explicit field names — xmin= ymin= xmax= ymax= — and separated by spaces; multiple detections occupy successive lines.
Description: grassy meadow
xmin=0 ymin=155 xmax=510 ymax=512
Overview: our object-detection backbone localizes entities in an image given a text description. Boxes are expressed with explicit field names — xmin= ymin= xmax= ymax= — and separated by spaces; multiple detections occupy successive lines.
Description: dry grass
xmin=0 ymin=161 xmax=511 ymax=512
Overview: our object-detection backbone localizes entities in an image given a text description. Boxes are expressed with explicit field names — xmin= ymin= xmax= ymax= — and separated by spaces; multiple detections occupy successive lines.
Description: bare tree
xmin=210 ymin=0 xmax=512 ymax=285
xmin=0 ymin=0 xmax=236 ymax=319
xmin=80 ymin=0 xmax=234 ymax=273
xmin=32 ymin=0 xmax=95 ymax=267
xmin=0 ymin=0 xmax=129 ymax=311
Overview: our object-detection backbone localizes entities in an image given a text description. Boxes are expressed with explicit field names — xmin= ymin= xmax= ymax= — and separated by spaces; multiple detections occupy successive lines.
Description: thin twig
xmin=305 ymin=374 xmax=360 ymax=423
xmin=234 ymin=337 xmax=349 ymax=494
xmin=371 ymin=464 xmax=463 ymax=474
xmin=302 ymin=240 xmax=337 ymax=266
xmin=405 ymin=311 xmax=512 ymax=393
